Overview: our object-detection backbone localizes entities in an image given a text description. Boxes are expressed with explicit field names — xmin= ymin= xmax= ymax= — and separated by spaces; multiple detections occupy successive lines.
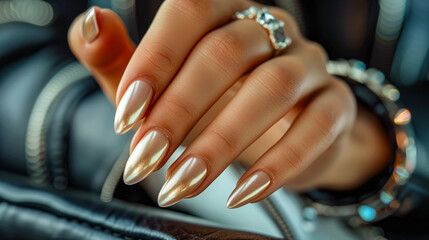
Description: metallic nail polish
xmin=158 ymin=157 xmax=208 ymax=207
xmin=227 ymin=171 xmax=271 ymax=209
xmin=123 ymin=130 xmax=169 ymax=185
xmin=114 ymin=80 xmax=153 ymax=134
xmin=82 ymin=7 xmax=99 ymax=42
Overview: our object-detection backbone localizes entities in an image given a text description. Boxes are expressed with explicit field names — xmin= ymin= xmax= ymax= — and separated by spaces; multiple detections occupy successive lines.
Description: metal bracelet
xmin=302 ymin=59 xmax=416 ymax=223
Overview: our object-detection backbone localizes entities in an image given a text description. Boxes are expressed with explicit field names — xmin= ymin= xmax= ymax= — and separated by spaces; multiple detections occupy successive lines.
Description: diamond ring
xmin=235 ymin=7 xmax=292 ymax=52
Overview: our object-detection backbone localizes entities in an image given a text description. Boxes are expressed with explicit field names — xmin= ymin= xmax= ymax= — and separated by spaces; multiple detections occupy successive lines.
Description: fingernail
xmin=123 ymin=129 xmax=169 ymax=185
xmin=114 ymin=80 xmax=153 ymax=134
xmin=158 ymin=157 xmax=208 ymax=207
xmin=227 ymin=171 xmax=271 ymax=209
xmin=82 ymin=7 xmax=99 ymax=42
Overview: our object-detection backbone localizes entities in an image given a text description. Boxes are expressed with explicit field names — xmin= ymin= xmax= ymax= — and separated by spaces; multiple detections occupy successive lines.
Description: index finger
xmin=114 ymin=0 xmax=251 ymax=134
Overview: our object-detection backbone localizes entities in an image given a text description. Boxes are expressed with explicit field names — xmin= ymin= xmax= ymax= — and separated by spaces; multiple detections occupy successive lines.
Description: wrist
xmin=303 ymin=59 xmax=416 ymax=223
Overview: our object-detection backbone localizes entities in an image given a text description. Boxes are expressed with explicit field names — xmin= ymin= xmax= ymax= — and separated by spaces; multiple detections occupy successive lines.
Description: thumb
xmin=68 ymin=6 xmax=136 ymax=102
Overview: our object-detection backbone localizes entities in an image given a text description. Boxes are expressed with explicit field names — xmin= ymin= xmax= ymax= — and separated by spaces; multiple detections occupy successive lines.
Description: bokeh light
xmin=0 ymin=0 xmax=53 ymax=26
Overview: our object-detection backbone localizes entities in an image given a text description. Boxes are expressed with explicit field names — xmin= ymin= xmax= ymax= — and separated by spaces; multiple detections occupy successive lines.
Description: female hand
xmin=68 ymin=1 xmax=391 ymax=208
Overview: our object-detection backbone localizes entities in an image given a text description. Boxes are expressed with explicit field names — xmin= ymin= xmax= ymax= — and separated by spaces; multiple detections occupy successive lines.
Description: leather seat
xmin=0 ymin=172 xmax=278 ymax=240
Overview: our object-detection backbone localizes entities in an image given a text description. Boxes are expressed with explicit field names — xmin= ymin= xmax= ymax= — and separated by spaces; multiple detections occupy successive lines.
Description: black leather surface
xmin=46 ymin=76 xmax=98 ymax=190
xmin=0 ymin=21 xmax=132 ymax=192
xmin=0 ymin=173 xmax=278 ymax=240
xmin=0 ymin=44 xmax=67 ymax=175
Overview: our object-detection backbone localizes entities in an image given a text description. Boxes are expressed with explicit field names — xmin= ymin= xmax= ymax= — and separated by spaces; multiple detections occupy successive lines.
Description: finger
xmin=121 ymin=11 xmax=282 ymax=185
xmin=112 ymin=0 xmax=257 ymax=134
xmin=68 ymin=6 xmax=135 ymax=102
xmin=157 ymin=54 xmax=327 ymax=207
xmin=227 ymin=81 xmax=355 ymax=208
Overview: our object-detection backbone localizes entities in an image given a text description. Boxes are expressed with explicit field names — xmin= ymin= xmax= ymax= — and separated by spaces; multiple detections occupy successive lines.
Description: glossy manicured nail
xmin=227 ymin=171 xmax=271 ymax=209
xmin=158 ymin=157 xmax=208 ymax=207
xmin=114 ymin=80 xmax=153 ymax=134
xmin=123 ymin=130 xmax=169 ymax=185
xmin=82 ymin=7 xmax=99 ymax=42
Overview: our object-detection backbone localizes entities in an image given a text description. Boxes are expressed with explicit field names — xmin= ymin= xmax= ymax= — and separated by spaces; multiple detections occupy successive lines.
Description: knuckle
xmin=254 ymin=60 xmax=305 ymax=105
xmin=198 ymin=30 xmax=244 ymax=76
xmin=141 ymin=42 xmax=178 ymax=75
xmin=167 ymin=0 xmax=213 ymax=23
xmin=331 ymin=79 xmax=357 ymax=118
xmin=305 ymin=41 xmax=328 ymax=63
xmin=333 ymin=79 xmax=354 ymax=101
xmin=207 ymin=125 xmax=238 ymax=153
xmin=309 ymin=109 xmax=338 ymax=140
xmin=163 ymin=94 xmax=196 ymax=124
xmin=280 ymin=142 xmax=304 ymax=172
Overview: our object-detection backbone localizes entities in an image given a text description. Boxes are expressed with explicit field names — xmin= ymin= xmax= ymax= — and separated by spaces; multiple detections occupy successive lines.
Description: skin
xmin=68 ymin=1 xmax=391 ymax=205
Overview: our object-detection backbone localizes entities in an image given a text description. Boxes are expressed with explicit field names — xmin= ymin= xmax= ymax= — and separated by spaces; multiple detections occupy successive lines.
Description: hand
xmin=68 ymin=1 xmax=391 ymax=208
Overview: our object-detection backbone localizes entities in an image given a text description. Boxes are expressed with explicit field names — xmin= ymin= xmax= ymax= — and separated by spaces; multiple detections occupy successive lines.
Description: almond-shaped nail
xmin=114 ymin=80 xmax=153 ymax=134
xmin=123 ymin=129 xmax=169 ymax=185
xmin=158 ymin=157 xmax=208 ymax=207
xmin=82 ymin=7 xmax=99 ymax=42
xmin=227 ymin=171 xmax=271 ymax=209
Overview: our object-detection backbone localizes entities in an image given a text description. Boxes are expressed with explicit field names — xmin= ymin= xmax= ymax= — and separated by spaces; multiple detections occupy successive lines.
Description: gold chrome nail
xmin=158 ymin=157 xmax=207 ymax=207
xmin=82 ymin=7 xmax=99 ymax=42
xmin=227 ymin=171 xmax=271 ymax=209
xmin=114 ymin=80 xmax=153 ymax=134
xmin=123 ymin=130 xmax=169 ymax=185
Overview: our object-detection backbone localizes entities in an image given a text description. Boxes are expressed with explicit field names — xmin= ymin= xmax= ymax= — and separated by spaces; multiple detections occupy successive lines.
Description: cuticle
xmin=238 ymin=169 xmax=274 ymax=189
xmin=117 ymin=77 xmax=155 ymax=106
xmin=189 ymin=153 xmax=211 ymax=175
xmin=140 ymin=78 xmax=157 ymax=96
xmin=149 ymin=126 xmax=172 ymax=146
xmin=135 ymin=75 xmax=158 ymax=95
xmin=131 ymin=126 xmax=172 ymax=154
xmin=152 ymin=127 xmax=174 ymax=166
xmin=167 ymin=153 xmax=210 ymax=180
xmin=249 ymin=170 xmax=274 ymax=203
